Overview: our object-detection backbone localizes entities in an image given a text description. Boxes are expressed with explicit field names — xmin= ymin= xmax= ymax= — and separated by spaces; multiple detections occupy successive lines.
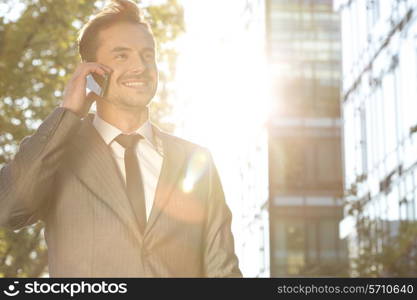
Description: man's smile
xmin=120 ymin=78 xmax=150 ymax=90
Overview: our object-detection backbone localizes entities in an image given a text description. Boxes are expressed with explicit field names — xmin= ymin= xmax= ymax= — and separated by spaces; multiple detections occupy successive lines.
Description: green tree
xmin=344 ymin=194 xmax=417 ymax=277
xmin=0 ymin=0 xmax=184 ymax=277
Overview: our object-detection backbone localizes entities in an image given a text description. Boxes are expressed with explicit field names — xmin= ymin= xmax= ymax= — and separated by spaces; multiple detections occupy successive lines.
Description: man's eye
xmin=115 ymin=53 xmax=127 ymax=60
xmin=143 ymin=52 xmax=155 ymax=61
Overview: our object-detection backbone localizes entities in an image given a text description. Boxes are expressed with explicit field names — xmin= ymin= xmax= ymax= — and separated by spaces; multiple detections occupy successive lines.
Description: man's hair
xmin=78 ymin=0 xmax=152 ymax=62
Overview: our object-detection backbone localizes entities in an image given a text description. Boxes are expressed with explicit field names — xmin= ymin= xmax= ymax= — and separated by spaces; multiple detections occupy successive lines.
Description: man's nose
xmin=131 ymin=53 xmax=146 ymax=74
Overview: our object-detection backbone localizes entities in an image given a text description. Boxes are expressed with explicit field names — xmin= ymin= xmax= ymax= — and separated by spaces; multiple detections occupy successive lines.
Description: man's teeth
xmin=124 ymin=82 xmax=146 ymax=87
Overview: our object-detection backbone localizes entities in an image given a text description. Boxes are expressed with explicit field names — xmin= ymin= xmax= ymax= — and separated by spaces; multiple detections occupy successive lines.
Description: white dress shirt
xmin=93 ymin=114 xmax=163 ymax=221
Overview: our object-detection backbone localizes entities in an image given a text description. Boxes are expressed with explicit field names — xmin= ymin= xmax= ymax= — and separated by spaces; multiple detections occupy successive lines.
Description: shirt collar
xmin=92 ymin=113 xmax=159 ymax=152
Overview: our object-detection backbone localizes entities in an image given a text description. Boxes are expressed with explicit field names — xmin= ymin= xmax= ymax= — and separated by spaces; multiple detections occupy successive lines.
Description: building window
xmin=270 ymin=137 xmax=343 ymax=193
xmin=319 ymin=218 xmax=338 ymax=261
xmin=271 ymin=216 xmax=343 ymax=276
xmin=286 ymin=222 xmax=306 ymax=275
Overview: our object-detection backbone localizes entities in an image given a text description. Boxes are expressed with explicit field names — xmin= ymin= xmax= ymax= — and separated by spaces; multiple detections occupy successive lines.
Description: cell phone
xmin=86 ymin=73 xmax=109 ymax=98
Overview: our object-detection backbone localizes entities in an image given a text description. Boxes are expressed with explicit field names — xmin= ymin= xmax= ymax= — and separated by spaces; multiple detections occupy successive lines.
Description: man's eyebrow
xmin=110 ymin=46 xmax=155 ymax=53
xmin=110 ymin=47 xmax=131 ymax=53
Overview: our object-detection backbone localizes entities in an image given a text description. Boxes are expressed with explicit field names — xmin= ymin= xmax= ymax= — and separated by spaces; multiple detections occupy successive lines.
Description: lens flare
xmin=181 ymin=150 xmax=209 ymax=193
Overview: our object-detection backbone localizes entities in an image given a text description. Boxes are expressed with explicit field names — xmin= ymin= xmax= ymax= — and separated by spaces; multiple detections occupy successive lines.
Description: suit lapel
xmin=144 ymin=125 xmax=187 ymax=235
xmin=68 ymin=115 xmax=143 ymax=243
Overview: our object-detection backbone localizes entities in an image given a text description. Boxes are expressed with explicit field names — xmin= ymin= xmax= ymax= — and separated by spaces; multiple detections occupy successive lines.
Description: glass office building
xmin=266 ymin=0 xmax=348 ymax=277
xmin=337 ymin=0 xmax=417 ymax=276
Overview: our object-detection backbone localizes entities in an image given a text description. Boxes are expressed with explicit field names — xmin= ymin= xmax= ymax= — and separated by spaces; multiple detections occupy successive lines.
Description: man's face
xmin=95 ymin=22 xmax=158 ymax=109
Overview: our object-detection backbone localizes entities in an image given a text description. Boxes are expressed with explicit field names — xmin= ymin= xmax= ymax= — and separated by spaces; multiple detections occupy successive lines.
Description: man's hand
xmin=61 ymin=62 xmax=112 ymax=117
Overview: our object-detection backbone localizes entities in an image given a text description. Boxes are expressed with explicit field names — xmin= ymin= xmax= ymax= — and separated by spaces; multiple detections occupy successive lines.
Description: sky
xmin=173 ymin=0 xmax=270 ymax=148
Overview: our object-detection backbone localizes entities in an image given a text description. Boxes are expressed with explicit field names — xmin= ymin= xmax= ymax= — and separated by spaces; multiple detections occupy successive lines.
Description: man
xmin=0 ymin=0 xmax=242 ymax=277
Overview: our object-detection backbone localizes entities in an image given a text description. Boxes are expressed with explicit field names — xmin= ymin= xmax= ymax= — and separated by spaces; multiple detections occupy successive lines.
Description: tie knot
xmin=115 ymin=134 xmax=143 ymax=149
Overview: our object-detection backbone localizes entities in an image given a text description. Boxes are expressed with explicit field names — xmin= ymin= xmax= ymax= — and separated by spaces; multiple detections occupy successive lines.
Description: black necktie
xmin=115 ymin=134 xmax=147 ymax=233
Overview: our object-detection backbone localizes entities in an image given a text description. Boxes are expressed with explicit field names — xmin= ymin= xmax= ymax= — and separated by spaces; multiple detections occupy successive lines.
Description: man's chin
xmin=100 ymin=97 xmax=151 ymax=111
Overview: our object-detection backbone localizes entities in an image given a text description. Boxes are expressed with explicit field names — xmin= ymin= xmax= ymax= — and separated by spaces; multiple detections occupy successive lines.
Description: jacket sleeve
xmin=0 ymin=107 xmax=82 ymax=230
xmin=203 ymin=150 xmax=242 ymax=277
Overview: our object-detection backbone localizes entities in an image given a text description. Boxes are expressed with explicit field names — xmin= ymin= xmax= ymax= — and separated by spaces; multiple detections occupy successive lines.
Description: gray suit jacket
xmin=0 ymin=107 xmax=242 ymax=277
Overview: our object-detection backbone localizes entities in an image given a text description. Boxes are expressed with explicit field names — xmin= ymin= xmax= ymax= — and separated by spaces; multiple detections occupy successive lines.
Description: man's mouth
xmin=121 ymin=79 xmax=149 ymax=89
